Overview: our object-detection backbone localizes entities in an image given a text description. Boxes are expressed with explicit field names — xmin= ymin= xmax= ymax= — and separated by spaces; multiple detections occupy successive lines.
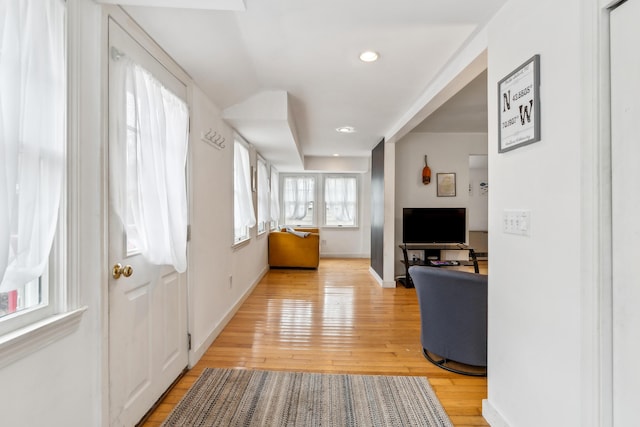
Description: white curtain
xmin=257 ymin=159 xmax=270 ymax=231
xmin=233 ymin=140 xmax=255 ymax=239
xmin=0 ymin=0 xmax=66 ymax=292
xmin=270 ymin=168 xmax=280 ymax=224
xmin=283 ymin=176 xmax=314 ymax=221
xmin=111 ymin=57 xmax=189 ymax=272
xmin=325 ymin=176 xmax=356 ymax=222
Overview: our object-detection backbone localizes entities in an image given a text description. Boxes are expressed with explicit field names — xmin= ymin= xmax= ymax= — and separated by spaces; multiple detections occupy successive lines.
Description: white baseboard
xmin=188 ymin=266 xmax=268 ymax=367
xmin=368 ymin=266 xmax=395 ymax=288
xmin=482 ymin=399 xmax=511 ymax=427
xmin=381 ymin=280 xmax=396 ymax=288
xmin=369 ymin=266 xmax=383 ymax=284
xmin=320 ymin=253 xmax=369 ymax=258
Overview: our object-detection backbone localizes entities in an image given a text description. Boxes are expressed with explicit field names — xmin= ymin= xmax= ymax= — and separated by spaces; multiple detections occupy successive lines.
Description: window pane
xmin=324 ymin=176 xmax=357 ymax=227
xmin=118 ymin=63 xmax=190 ymax=271
xmin=283 ymin=176 xmax=315 ymax=226
xmin=125 ymin=97 xmax=142 ymax=255
xmin=0 ymin=0 xmax=65 ymax=330
xmin=0 ymin=275 xmax=47 ymax=319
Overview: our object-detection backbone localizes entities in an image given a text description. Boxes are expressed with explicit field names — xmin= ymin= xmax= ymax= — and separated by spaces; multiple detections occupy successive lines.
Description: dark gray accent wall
xmin=370 ymin=139 xmax=385 ymax=277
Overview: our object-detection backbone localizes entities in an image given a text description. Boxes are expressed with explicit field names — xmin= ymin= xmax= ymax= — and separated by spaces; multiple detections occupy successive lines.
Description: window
xmin=233 ymin=139 xmax=255 ymax=242
xmin=0 ymin=0 xmax=66 ymax=334
xmin=256 ymin=157 xmax=270 ymax=234
xmin=270 ymin=167 xmax=280 ymax=230
xmin=115 ymin=59 xmax=190 ymax=271
xmin=278 ymin=173 xmax=360 ymax=229
xmin=282 ymin=176 xmax=315 ymax=226
xmin=324 ymin=176 xmax=358 ymax=227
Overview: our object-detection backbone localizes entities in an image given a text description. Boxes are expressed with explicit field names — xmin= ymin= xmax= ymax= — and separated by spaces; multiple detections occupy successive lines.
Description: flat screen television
xmin=402 ymin=208 xmax=466 ymax=244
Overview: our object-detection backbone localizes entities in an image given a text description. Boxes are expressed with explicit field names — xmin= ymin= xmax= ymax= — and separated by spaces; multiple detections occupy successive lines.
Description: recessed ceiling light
xmin=359 ymin=50 xmax=379 ymax=62
xmin=336 ymin=126 xmax=356 ymax=133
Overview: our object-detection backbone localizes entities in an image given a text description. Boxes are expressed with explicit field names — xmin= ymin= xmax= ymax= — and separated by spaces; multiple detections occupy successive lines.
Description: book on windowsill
xmin=429 ymin=260 xmax=460 ymax=266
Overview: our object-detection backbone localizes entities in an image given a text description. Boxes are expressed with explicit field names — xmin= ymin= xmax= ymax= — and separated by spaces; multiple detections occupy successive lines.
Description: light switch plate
xmin=503 ymin=209 xmax=531 ymax=236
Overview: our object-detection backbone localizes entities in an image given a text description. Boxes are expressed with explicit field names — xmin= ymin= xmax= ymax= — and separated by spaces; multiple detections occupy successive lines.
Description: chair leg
xmin=422 ymin=348 xmax=487 ymax=377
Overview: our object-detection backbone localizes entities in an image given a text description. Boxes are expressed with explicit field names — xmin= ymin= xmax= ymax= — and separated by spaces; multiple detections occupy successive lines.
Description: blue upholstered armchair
xmin=408 ymin=266 xmax=488 ymax=376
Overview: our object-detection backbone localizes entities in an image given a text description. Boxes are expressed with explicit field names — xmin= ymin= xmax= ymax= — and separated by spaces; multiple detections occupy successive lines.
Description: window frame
xmin=281 ymin=174 xmax=317 ymax=227
xmin=323 ymin=174 xmax=359 ymax=228
xmin=0 ymin=0 xmax=66 ymax=331
xmin=0 ymin=237 xmax=56 ymax=337
xmin=0 ymin=0 xmax=86 ymax=368
xmin=256 ymin=156 xmax=270 ymax=235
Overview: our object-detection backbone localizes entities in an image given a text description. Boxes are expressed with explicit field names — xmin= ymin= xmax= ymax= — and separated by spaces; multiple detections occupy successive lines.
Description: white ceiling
xmin=121 ymin=0 xmax=505 ymax=171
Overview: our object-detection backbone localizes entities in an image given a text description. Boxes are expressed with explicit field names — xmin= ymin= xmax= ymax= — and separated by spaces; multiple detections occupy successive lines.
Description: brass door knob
xmin=112 ymin=263 xmax=133 ymax=279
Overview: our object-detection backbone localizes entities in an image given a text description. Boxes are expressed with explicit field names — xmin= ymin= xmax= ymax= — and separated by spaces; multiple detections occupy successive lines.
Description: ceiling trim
xmin=95 ymin=0 xmax=246 ymax=11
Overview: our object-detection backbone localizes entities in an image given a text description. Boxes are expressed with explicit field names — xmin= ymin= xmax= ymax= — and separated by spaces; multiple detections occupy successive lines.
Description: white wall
xmin=0 ymin=1 xmax=104 ymax=425
xmin=394 ymin=132 xmax=488 ymax=276
xmin=484 ymin=0 xmax=583 ymax=425
xmin=188 ymin=86 xmax=236 ymax=361
xmin=229 ymin=144 xmax=270 ymax=313
xmin=188 ymin=86 xmax=272 ymax=364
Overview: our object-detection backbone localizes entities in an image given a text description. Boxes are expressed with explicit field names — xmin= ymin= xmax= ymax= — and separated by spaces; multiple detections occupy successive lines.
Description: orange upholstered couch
xmin=268 ymin=228 xmax=320 ymax=268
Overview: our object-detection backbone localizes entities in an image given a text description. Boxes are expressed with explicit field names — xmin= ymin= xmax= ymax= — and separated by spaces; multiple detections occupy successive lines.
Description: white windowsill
xmin=0 ymin=306 xmax=87 ymax=370
xmin=232 ymin=238 xmax=251 ymax=250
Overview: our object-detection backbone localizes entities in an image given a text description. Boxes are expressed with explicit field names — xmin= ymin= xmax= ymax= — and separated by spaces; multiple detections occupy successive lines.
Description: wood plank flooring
xmin=141 ymin=258 xmax=488 ymax=426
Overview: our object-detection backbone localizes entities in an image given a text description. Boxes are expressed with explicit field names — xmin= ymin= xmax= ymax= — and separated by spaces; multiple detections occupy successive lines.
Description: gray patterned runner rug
xmin=161 ymin=368 xmax=453 ymax=426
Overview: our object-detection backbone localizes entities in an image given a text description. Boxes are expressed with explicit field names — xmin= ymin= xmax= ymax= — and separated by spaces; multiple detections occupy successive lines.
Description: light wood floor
xmin=141 ymin=258 xmax=489 ymax=427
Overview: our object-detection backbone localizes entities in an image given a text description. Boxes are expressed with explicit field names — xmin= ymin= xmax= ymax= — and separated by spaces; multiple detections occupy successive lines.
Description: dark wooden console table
xmin=399 ymin=243 xmax=479 ymax=287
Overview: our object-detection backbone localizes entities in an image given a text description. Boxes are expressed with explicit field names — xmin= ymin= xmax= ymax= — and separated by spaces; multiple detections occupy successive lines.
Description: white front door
xmin=611 ymin=0 xmax=640 ymax=424
xmin=108 ymin=16 xmax=189 ymax=426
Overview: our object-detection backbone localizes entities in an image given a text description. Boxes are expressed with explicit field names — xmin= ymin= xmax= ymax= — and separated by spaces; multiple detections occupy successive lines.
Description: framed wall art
xmin=437 ymin=173 xmax=456 ymax=197
xmin=498 ymin=54 xmax=541 ymax=153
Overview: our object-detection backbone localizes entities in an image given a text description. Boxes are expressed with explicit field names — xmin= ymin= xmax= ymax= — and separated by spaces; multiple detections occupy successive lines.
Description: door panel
xmin=108 ymin=16 xmax=188 ymax=426
xmin=161 ymin=271 xmax=183 ymax=367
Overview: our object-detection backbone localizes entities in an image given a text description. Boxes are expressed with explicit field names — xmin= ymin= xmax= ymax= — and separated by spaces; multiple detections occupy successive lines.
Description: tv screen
xmin=402 ymin=208 xmax=466 ymax=244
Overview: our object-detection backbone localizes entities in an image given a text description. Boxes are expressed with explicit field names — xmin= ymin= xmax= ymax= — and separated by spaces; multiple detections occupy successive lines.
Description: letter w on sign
xmin=519 ymin=100 xmax=533 ymax=125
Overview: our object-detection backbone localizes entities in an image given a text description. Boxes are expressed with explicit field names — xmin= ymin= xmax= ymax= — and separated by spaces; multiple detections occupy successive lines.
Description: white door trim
xmin=579 ymin=1 xmax=625 ymax=426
